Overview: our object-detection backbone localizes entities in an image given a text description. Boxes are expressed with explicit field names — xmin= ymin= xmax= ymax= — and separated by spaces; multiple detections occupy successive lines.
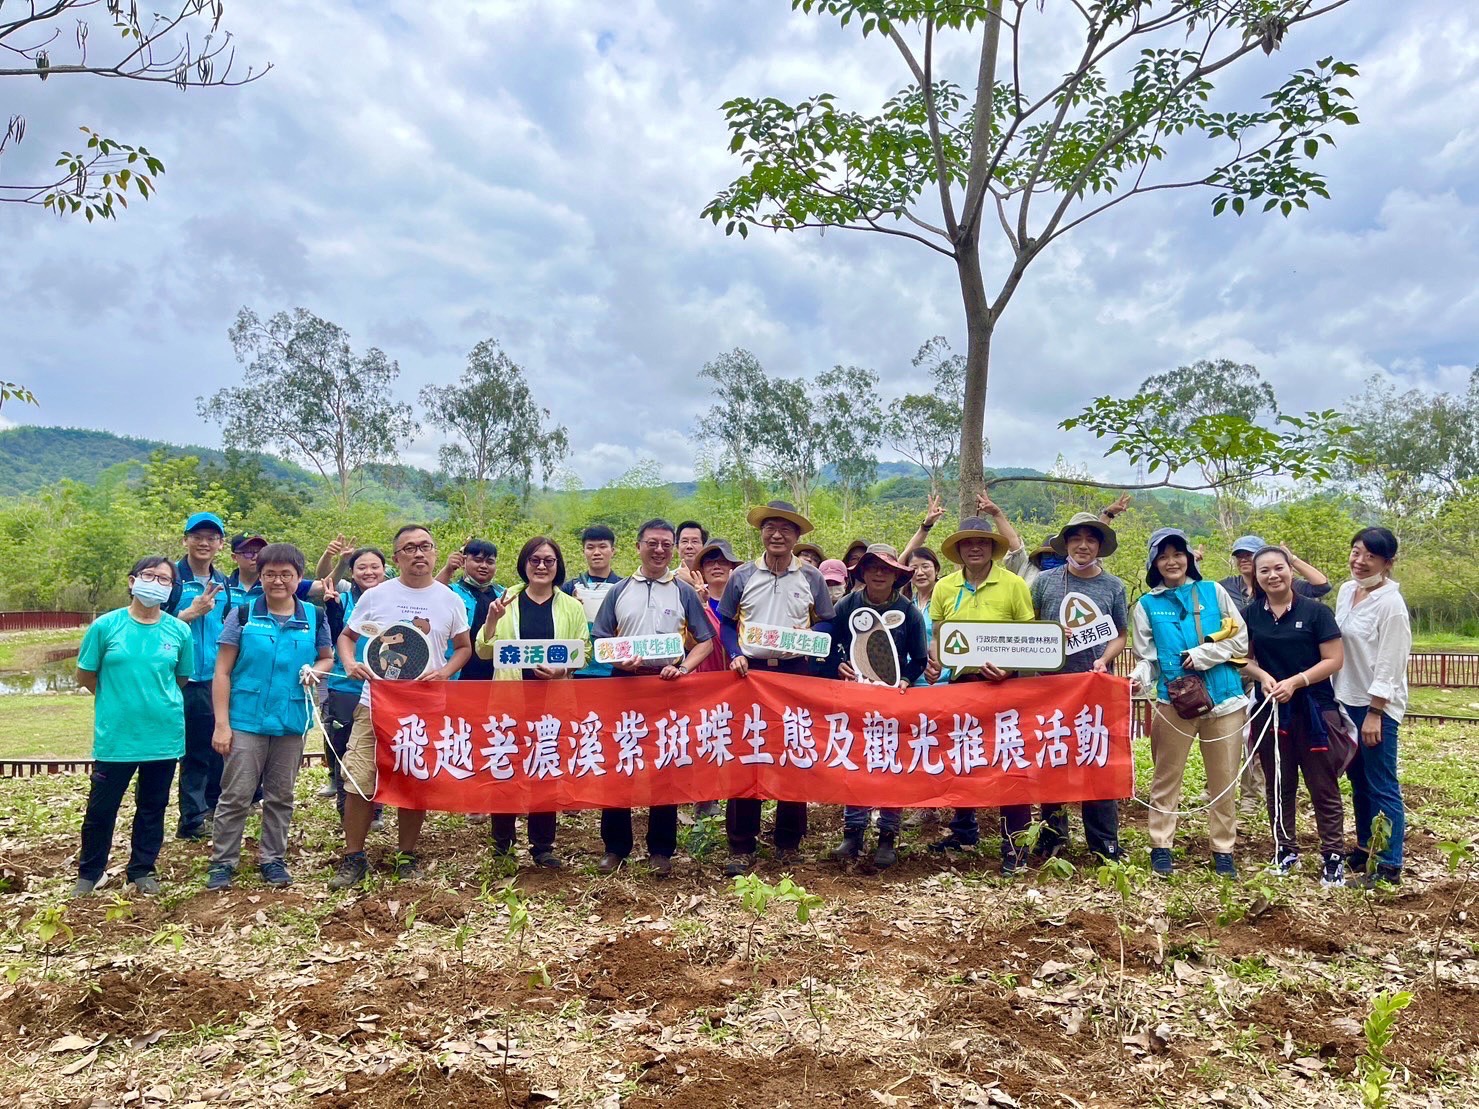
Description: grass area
xmin=1409 ymin=687 xmax=1479 ymax=719
xmin=0 ymin=627 xmax=82 ymax=670
xmin=1412 ymin=632 xmax=1479 ymax=653
xmin=0 ymin=695 xmax=93 ymax=759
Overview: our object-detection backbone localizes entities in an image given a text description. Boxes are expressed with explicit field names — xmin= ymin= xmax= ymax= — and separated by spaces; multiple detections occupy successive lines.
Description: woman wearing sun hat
xmin=925 ymin=515 xmax=1035 ymax=871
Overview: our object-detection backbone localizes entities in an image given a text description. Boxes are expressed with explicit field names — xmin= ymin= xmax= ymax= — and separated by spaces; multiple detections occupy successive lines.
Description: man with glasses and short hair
xmin=675 ymin=520 xmax=709 ymax=589
xmin=328 ymin=526 xmax=472 ymax=890
xmin=718 ymin=500 xmax=836 ymax=875
xmin=165 ymin=512 xmax=236 ymax=841
xmin=591 ymin=519 xmax=715 ymax=878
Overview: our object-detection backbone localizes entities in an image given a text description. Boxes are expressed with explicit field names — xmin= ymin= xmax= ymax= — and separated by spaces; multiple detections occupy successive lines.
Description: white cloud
xmin=1 ymin=0 xmax=1476 ymax=489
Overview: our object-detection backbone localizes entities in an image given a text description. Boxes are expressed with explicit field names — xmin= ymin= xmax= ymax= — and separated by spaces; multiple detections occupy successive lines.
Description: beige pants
xmin=1147 ymin=704 xmax=1245 ymax=855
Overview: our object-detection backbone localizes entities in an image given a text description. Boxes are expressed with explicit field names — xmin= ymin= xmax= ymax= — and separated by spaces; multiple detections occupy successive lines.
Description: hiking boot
xmin=369 ymin=814 xmax=385 ymax=833
xmin=260 ymin=861 xmax=293 ymax=887
xmin=328 ymin=851 xmax=369 ymax=891
xmin=830 ymin=831 xmax=864 ymax=864
xmin=390 ymin=853 xmax=422 ymax=881
xmin=1346 ymin=848 xmax=1370 ymax=874
xmin=1150 ymin=848 xmax=1174 ymax=878
xmin=647 ymin=855 xmax=673 ymax=879
xmin=774 ymin=848 xmax=800 ymax=868
xmin=205 ymin=864 xmax=234 ymax=891
xmin=873 ymin=833 xmax=898 ymax=870
xmin=1319 ymin=852 xmax=1346 ymax=888
xmin=1212 ymin=852 xmax=1238 ymax=879
xmin=597 ymin=852 xmax=626 ymax=876
xmin=694 ymin=800 xmax=722 ymax=819
xmin=467 ymin=813 xmax=490 ymax=825
xmin=176 ymin=824 xmax=209 ymax=842
xmin=1352 ymin=863 xmax=1402 ymax=889
xmin=723 ymin=854 xmax=754 ymax=878
xmin=316 ymin=782 xmax=337 ymax=798
xmin=999 ymin=851 xmax=1025 ymax=878
xmin=904 ymin=809 xmax=940 ymax=829
xmin=929 ymin=833 xmax=977 ymax=853
xmin=131 ymin=874 xmax=162 ymax=896
xmin=71 ymin=877 xmax=98 ymax=899
xmin=532 ymin=849 xmax=563 ymax=869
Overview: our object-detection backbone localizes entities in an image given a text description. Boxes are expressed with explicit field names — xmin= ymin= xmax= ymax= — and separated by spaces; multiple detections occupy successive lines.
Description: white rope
xmin=1129 ymin=697 xmax=1278 ymax=819
xmin=306 ymin=682 xmax=377 ymax=802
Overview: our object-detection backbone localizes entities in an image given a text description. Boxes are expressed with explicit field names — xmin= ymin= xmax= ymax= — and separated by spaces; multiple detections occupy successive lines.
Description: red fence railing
xmin=0 ymin=611 xmax=91 ymax=633
xmin=1114 ymin=651 xmax=1479 ymax=688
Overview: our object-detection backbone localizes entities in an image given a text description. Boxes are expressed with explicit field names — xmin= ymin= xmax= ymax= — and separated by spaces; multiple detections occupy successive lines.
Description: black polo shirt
xmin=1245 ymin=593 xmax=1341 ymax=708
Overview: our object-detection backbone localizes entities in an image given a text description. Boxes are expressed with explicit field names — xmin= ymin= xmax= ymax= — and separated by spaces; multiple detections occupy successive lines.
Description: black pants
xmin=727 ymin=799 xmax=808 ymax=855
xmin=1256 ymin=700 xmax=1345 ymax=857
xmin=176 ymin=681 xmax=222 ymax=834
xmin=79 ymin=759 xmax=176 ymax=882
xmin=602 ymin=806 xmax=678 ymax=858
xmin=492 ymin=813 xmax=557 ymax=854
xmin=1027 ymin=801 xmax=1121 ymax=860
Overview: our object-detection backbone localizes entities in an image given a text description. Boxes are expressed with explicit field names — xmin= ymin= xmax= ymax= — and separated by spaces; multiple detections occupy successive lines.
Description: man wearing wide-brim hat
xmin=717 ymin=501 xmax=837 ymax=876
xmin=1016 ymin=511 xmax=1131 ymax=866
xmin=925 ymin=515 xmax=1035 ymax=864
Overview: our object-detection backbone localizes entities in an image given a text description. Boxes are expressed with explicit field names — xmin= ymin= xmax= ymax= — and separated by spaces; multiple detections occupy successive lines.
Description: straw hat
xmin=940 ymin=516 xmax=1011 ymax=564
xmin=745 ymin=499 xmax=814 ymax=535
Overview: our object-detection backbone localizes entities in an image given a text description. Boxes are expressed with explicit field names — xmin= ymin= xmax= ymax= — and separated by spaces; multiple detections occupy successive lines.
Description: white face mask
xmin=1352 ymin=571 xmax=1385 ymax=590
xmin=1067 ymin=552 xmax=1098 ymax=571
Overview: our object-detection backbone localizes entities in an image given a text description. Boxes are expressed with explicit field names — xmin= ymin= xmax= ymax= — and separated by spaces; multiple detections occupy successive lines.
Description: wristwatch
xmin=676 ymin=664 xmax=689 ymax=675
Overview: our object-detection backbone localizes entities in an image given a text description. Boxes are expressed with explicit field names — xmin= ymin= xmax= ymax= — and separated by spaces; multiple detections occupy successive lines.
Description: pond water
xmin=0 ymin=658 xmax=80 ymax=695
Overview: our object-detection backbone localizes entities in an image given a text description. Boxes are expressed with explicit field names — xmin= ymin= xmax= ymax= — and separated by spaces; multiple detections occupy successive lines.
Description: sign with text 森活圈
xmin=938 ymin=620 xmax=1065 ymax=671
xmin=492 ymin=640 xmax=587 ymax=670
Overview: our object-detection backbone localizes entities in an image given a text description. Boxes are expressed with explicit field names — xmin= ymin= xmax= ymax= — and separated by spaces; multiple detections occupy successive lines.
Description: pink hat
xmin=818 ymin=559 xmax=848 ymax=585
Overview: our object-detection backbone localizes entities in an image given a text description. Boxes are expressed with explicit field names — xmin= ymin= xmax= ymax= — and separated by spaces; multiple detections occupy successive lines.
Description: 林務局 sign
xmin=367 ymin=670 xmax=1131 ymax=812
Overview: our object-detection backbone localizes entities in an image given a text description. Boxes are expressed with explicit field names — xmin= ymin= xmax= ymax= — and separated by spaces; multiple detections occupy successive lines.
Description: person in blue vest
xmin=322 ymin=546 xmax=388 ymax=822
xmin=204 ymin=544 xmax=333 ymax=890
xmin=1130 ymin=528 xmax=1249 ymax=880
xmin=435 ymin=539 xmax=505 ymax=681
xmin=165 ymin=511 xmax=235 ymax=841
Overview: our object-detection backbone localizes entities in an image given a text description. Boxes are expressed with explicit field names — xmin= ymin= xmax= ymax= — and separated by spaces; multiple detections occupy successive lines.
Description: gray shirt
xmin=1031 ymin=565 xmax=1129 ymax=674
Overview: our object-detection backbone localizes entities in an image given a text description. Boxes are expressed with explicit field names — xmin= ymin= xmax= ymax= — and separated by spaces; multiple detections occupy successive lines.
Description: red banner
xmin=368 ymin=672 xmax=1132 ymax=813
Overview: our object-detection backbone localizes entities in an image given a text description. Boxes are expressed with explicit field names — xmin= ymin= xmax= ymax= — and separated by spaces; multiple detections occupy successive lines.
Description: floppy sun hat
xmin=1050 ymin=512 xmax=1118 ymax=558
xmin=745 ymin=499 xmax=814 ymax=536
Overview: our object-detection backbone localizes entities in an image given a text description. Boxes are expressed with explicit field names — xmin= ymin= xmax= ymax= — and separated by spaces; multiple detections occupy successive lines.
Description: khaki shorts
xmin=340 ymin=705 xmax=379 ymax=800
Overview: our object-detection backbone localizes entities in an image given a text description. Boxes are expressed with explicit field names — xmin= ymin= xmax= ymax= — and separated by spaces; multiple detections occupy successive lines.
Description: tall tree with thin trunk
xmin=199 ymin=308 xmax=417 ymax=511
xmin=705 ymin=0 xmax=1361 ymax=514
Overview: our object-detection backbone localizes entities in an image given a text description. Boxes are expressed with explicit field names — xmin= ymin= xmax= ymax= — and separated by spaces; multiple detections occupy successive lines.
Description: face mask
xmin=1352 ymin=571 xmax=1385 ymax=590
xmin=131 ymin=578 xmax=172 ymax=608
xmin=1067 ymin=552 xmax=1098 ymax=571
xmin=1038 ymin=555 xmax=1067 ymax=571
xmin=828 ymin=584 xmax=846 ymax=602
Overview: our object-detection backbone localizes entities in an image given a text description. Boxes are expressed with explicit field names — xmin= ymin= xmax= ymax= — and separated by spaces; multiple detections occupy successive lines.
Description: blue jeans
xmin=1343 ymin=703 xmax=1405 ymax=869
xmin=843 ymin=806 xmax=900 ymax=835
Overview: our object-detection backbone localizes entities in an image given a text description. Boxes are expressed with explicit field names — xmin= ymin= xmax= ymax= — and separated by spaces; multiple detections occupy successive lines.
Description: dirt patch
xmin=0 ymin=968 xmax=257 ymax=1040
xmin=626 ymin=1044 xmax=930 ymax=1108
xmin=576 ymin=929 xmax=796 ymax=1017
xmin=313 ymin=1061 xmax=529 ymax=1108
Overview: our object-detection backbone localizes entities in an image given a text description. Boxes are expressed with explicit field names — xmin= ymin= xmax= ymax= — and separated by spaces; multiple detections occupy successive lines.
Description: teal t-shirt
xmin=77 ymin=607 xmax=193 ymax=762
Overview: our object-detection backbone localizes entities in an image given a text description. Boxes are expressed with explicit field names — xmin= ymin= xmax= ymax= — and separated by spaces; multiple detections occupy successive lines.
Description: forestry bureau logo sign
xmin=1058 ymin=593 xmax=1117 ymax=656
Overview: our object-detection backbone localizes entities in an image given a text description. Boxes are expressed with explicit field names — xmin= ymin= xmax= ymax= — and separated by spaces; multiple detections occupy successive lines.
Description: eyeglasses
xmin=640 ymin=540 xmax=673 ymax=551
xmin=396 ymin=542 xmax=436 ymax=556
xmin=260 ymin=571 xmax=299 ymax=583
xmin=759 ymin=523 xmax=796 ymax=536
xmin=134 ymin=572 xmax=172 ymax=585
xmin=527 ymin=557 xmax=558 ymax=569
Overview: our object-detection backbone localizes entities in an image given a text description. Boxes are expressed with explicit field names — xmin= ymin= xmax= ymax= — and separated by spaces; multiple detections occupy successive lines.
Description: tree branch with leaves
xmin=704 ymin=0 xmax=1362 ymax=514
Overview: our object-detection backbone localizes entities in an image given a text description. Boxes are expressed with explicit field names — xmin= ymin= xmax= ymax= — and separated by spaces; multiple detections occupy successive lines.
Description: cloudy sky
xmin=3 ymin=0 xmax=1476 ymax=487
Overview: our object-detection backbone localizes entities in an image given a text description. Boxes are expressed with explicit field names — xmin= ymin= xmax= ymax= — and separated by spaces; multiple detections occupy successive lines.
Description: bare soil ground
xmin=2 ymin=721 xmax=1477 ymax=1107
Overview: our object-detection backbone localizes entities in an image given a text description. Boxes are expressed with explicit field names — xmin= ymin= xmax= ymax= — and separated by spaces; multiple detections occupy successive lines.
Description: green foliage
xmin=731 ymin=873 xmax=824 ymax=959
xmin=887 ymin=337 xmax=968 ymax=492
xmin=199 ymin=307 xmax=419 ymax=509
xmin=1356 ymin=991 xmax=1413 ymax=1109
xmin=0 ymin=381 xmax=37 ymax=414
xmin=419 ymin=339 xmax=570 ymax=506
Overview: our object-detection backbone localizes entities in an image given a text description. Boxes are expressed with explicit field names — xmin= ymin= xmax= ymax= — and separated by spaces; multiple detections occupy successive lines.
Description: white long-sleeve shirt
xmin=1333 ymin=579 xmax=1411 ymax=723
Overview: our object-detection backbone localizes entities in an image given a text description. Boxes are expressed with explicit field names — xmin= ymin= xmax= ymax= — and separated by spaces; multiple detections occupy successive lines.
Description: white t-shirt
xmin=346 ymin=577 xmax=470 ymax=706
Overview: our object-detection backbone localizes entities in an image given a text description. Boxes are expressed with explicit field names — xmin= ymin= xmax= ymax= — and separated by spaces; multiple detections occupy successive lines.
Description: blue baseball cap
xmin=183 ymin=512 xmax=225 ymax=535
xmin=1231 ymin=534 xmax=1266 ymax=556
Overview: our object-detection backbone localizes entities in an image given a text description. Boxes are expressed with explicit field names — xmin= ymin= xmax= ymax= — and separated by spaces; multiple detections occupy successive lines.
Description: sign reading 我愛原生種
xmin=740 ymin=623 xmax=832 ymax=659
xmin=593 ymin=633 xmax=685 ymax=665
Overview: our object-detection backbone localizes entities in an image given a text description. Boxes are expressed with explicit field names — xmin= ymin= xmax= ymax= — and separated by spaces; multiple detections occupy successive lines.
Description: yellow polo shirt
xmin=929 ymin=564 xmax=1034 ymax=677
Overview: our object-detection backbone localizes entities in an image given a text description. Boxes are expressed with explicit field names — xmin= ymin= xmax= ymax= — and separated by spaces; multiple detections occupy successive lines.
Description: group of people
xmin=71 ymin=494 xmax=1411 ymax=899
